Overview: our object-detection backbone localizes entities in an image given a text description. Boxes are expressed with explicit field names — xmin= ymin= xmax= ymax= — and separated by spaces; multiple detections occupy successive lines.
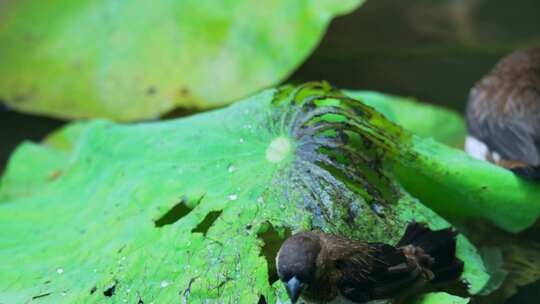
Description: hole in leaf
xmin=137 ymin=297 xmax=144 ymax=304
xmin=191 ymin=211 xmax=222 ymax=236
xmin=154 ymin=199 xmax=193 ymax=227
xmin=258 ymin=295 xmax=267 ymax=304
xmin=257 ymin=224 xmax=291 ymax=285
xmin=103 ymin=281 xmax=117 ymax=297
xmin=90 ymin=286 xmax=97 ymax=294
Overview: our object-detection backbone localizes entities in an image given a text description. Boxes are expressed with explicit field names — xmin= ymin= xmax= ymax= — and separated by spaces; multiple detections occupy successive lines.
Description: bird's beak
xmin=285 ymin=276 xmax=305 ymax=304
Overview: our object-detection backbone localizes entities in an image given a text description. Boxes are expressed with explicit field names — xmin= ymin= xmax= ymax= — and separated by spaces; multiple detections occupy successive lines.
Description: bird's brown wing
xmin=335 ymin=243 xmax=424 ymax=302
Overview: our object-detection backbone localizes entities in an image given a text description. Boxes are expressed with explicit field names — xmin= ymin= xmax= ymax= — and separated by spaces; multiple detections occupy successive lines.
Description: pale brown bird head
xmin=276 ymin=231 xmax=321 ymax=303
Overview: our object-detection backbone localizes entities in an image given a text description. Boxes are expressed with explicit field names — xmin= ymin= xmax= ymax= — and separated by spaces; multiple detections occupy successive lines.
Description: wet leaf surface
xmin=1 ymin=83 xmax=490 ymax=303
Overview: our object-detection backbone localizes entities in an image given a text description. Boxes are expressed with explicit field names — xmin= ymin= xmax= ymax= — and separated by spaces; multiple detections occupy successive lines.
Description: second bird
xmin=466 ymin=48 xmax=540 ymax=179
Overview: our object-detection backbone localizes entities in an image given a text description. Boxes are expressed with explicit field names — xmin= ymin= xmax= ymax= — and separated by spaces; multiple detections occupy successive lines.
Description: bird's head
xmin=276 ymin=231 xmax=322 ymax=303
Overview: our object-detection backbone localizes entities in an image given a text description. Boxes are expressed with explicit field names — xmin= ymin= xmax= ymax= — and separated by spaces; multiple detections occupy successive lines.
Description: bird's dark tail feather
xmin=397 ymin=222 xmax=464 ymax=283
xmin=511 ymin=166 xmax=540 ymax=180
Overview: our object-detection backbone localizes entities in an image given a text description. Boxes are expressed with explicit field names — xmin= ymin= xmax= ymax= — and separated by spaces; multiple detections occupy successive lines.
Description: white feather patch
xmin=465 ymin=136 xmax=488 ymax=161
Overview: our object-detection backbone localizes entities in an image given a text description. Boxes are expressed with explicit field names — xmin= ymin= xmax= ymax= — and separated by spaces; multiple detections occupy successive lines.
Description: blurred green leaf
xmin=392 ymin=137 xmax=540 ymax=233
xmin=0 ymin=83 xmax=487 ymax=303
xmin=464 ymin=222 xmax=540 ymax=304
xmin=0 ymin=0 xmax=362 ymax=121
xmin=478 ymin=247 xmax=508 ymax=296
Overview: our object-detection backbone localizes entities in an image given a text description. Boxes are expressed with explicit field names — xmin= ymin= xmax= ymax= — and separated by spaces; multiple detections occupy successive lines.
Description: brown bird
xmin=276 ymin=223 xmax=464 ymax=304
xmin=465 ymin=48 xmax=540 ymax=179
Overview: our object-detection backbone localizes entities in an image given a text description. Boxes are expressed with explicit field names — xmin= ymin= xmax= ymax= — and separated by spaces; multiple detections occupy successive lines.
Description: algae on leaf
xmin=1 ymin=83 xmax=488 ymax=303
xmin=0 ymin=0 xmax=362 ymax=121
xmin=345 ymin=91 xmax=466 ymax=147
xmin=345 ymin=89 xmax=540 ymax=233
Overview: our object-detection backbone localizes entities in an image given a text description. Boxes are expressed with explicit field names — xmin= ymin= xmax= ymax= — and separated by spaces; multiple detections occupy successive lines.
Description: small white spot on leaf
xmin=266 ymin=137 xmax=291 ymax=163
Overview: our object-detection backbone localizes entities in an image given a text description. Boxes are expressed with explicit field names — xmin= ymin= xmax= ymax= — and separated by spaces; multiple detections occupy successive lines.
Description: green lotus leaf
xmin=0 ymin=0 xmax=362 ymax=121
xmin=393 ymin=137 xmax=540 ymax=233
xmin=0 ymin=83 xmax=487 ymax=303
